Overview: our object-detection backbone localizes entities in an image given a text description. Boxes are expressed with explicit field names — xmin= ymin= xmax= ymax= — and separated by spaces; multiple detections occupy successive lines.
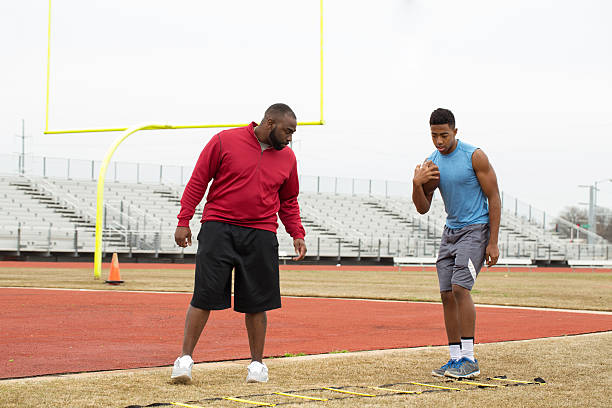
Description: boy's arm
xmin=412 ymin=160 xmax=439 ymax=214
xmin=472 ymin=149 xmax=501 ymax=266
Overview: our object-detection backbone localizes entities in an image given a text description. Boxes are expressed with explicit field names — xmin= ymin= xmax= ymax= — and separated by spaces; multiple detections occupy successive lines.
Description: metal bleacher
xmin=0 ymin=172 xmax=610 ymax=263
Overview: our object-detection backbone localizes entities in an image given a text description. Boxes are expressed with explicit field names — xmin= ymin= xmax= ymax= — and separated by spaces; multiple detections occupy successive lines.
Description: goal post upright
xmin=45 ymin=0 xmax=52 ymax=132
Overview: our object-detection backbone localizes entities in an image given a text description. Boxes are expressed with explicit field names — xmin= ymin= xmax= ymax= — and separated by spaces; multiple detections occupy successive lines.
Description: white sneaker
xmin=246 ymin=361 xmax=268 ymax=383
xmin=171 ymin=355 xmax=193 ymax=383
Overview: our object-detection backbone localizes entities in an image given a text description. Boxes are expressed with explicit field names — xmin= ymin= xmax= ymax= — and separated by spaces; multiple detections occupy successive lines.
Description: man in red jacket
xmin=171 ymin=103 xmax=307 ymax=384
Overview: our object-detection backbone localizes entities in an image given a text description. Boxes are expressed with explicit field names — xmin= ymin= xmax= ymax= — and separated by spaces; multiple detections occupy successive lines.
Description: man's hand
xmin=293 ymin=238 xmax=307 ymax=261
xmin=413 ymin=160 xmax=439 ymax=186
xmin=485 ymin=242 xmax=499 ymax=266
xmin=175 ymin=226 xmax=192 ymax=248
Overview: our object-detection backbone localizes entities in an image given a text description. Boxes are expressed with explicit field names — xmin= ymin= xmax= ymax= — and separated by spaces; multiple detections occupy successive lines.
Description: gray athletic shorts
xmin=436 ymin=223 xmax=490 ymax=292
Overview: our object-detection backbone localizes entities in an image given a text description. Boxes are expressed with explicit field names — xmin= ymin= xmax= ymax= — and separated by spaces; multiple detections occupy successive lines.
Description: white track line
xmin=1 ymin=286 xmax=611 ymax=315
xmin=0 ymin=286 xmax=186 ymax=295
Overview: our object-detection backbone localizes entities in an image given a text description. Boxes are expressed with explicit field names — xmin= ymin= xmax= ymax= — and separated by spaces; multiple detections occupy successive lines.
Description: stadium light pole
xmin=595 ymin=178 xmax=612 ymax=231
xmin=594 ymin=178 xmax=612 ymax=206
xmin=579 ymin=178 xmax=612 ymax=245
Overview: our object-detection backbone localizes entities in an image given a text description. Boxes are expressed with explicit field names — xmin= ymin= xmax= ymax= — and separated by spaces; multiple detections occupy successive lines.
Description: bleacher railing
xmin=3 ymin=153 xmax=410 ymax=197
xmin=0 ymin=225 xmax=610 ymax=261
xmin=1 ymin=153 xmax=194 ymax=186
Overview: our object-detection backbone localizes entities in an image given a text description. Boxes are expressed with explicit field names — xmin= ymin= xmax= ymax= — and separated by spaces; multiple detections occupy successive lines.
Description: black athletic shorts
xmin=190 ymin=221 xmax=281 ymax=313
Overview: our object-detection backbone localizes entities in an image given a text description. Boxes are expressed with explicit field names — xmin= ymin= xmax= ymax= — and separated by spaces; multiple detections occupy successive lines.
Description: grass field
xmin=1 ymin=333 xmax=610 ymax=408
xmin=2 ymin=266 xmax=611 ymax=311
xmin=1 ymin=264 xmax=611 ymax=407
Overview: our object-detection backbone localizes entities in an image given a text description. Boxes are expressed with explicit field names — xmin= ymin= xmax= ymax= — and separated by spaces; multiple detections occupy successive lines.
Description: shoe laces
xmin=453 ymin=358 xmax=468 ymax=368
xmin=442 ymin=359 xmax=455 ymax=370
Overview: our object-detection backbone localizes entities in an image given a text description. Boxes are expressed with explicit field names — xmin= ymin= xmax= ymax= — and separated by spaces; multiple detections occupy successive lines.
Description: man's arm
xmin=278 ymin=162 xmax=307 ymax=261
xmin=412 ymin=160 xmax=439 ymax=214
xmin=472 ymin=149 xmax=501 ymax=266
xmin=175 ymin=135 xmax=221 ymax=247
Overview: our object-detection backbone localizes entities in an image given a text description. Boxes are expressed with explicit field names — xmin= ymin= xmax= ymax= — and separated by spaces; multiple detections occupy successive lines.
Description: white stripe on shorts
xmin=468 ymin=258 xmax=477 ymax=282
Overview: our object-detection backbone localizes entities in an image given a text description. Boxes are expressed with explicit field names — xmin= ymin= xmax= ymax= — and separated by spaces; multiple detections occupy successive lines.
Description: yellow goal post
xmin=42 ymin=0 xmax=325 ymax=279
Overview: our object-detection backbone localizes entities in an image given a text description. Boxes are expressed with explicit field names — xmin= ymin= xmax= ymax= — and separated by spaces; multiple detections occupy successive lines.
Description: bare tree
xmin=556 ymin=206 xmax=611 ymax=242
xmin=559 ymin=206 xmax=588 ymax=226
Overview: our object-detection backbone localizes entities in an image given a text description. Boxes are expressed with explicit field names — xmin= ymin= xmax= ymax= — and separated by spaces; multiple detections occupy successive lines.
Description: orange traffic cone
xmin=105 ymin=253 xmax=124 ymax=285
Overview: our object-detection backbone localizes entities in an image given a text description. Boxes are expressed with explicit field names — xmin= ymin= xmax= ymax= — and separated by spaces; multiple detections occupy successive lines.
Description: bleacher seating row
xmin=0 ymin=173 xmax=610 ymax=261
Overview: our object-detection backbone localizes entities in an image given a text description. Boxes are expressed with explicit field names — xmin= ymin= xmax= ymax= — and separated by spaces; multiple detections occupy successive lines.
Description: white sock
xmin=449 ymin=343 xmax=461 ymax=361
xmin=461 ymin=337 xmax=475 ymax=361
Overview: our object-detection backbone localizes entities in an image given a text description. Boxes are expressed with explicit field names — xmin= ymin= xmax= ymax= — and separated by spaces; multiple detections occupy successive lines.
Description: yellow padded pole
xmin=93 ymin=123 xmax=172 ymax=279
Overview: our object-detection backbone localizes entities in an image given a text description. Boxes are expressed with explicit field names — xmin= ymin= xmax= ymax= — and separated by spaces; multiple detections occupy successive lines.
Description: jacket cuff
xmin=177 ymin=219 xmax=191 ymax=228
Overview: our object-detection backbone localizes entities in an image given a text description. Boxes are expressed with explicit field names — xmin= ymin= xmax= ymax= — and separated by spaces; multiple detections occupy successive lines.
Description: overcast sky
xmin=1 ymin=0 xmax=611 ymax=216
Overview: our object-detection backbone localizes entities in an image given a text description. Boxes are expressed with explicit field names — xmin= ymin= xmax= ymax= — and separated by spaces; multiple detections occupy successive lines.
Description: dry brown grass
xmin=1 ymin=264 xmax=611 ymax=407
xmin=1 ymin=266 xmax=611 ymax=310
xmin=281 ymin=268 xmax=612 ymax=311
xmin=0 ymin=266 xmax=195 ymax=293
xmin=1 ymin=332 xmax=610 ymax=408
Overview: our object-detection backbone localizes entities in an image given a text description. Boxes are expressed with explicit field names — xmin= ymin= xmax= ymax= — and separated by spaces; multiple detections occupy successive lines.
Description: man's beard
xmin=269 ymin=127 xmax=286 ymax=151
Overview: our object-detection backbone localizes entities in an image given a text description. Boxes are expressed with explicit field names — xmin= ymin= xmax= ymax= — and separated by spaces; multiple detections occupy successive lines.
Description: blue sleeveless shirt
xmin=428 ymin=140 xmax=489 ymax=229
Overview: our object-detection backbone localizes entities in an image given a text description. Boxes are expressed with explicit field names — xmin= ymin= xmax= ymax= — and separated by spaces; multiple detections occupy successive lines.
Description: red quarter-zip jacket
xmin=177 ymin=122 xmax=305 ymax=239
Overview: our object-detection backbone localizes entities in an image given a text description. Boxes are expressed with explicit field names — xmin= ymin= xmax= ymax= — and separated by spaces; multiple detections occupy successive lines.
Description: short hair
xmin=429 ymin=108 xmax=455 ymax=129
xmin=264 ymin=103 xmax=296 ymax=120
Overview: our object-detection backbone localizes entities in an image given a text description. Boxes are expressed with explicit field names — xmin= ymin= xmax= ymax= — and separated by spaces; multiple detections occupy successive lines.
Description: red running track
xmin=1 ymin=287 xmax=611 ymax=379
